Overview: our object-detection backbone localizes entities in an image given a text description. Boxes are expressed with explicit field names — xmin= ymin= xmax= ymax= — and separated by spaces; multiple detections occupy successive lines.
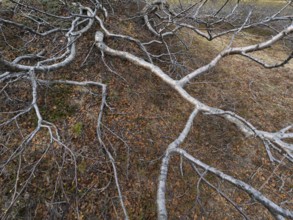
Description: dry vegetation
xmin=0 ymin=0 xmax=292 ymax=219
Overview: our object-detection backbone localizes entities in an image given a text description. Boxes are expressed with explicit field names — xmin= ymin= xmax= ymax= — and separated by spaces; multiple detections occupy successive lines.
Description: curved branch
xmin=178 ymin=24 xmax=293 ymax=86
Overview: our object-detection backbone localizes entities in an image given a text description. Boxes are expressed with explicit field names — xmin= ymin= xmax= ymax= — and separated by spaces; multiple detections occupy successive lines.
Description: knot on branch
xmin=95 ymin=31 xmax=104 ymax=43
xmin=95 ymin=31 xmax=106 ymax=50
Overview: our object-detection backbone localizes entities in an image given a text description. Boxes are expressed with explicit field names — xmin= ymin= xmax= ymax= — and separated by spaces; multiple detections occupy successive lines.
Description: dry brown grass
xmin=0 ymin=1 xmax=292 ymax=219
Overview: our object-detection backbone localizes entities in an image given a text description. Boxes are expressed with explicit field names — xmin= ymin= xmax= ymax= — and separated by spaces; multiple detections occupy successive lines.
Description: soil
xmin=0 ymin=1 xmax=292 ymax=219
